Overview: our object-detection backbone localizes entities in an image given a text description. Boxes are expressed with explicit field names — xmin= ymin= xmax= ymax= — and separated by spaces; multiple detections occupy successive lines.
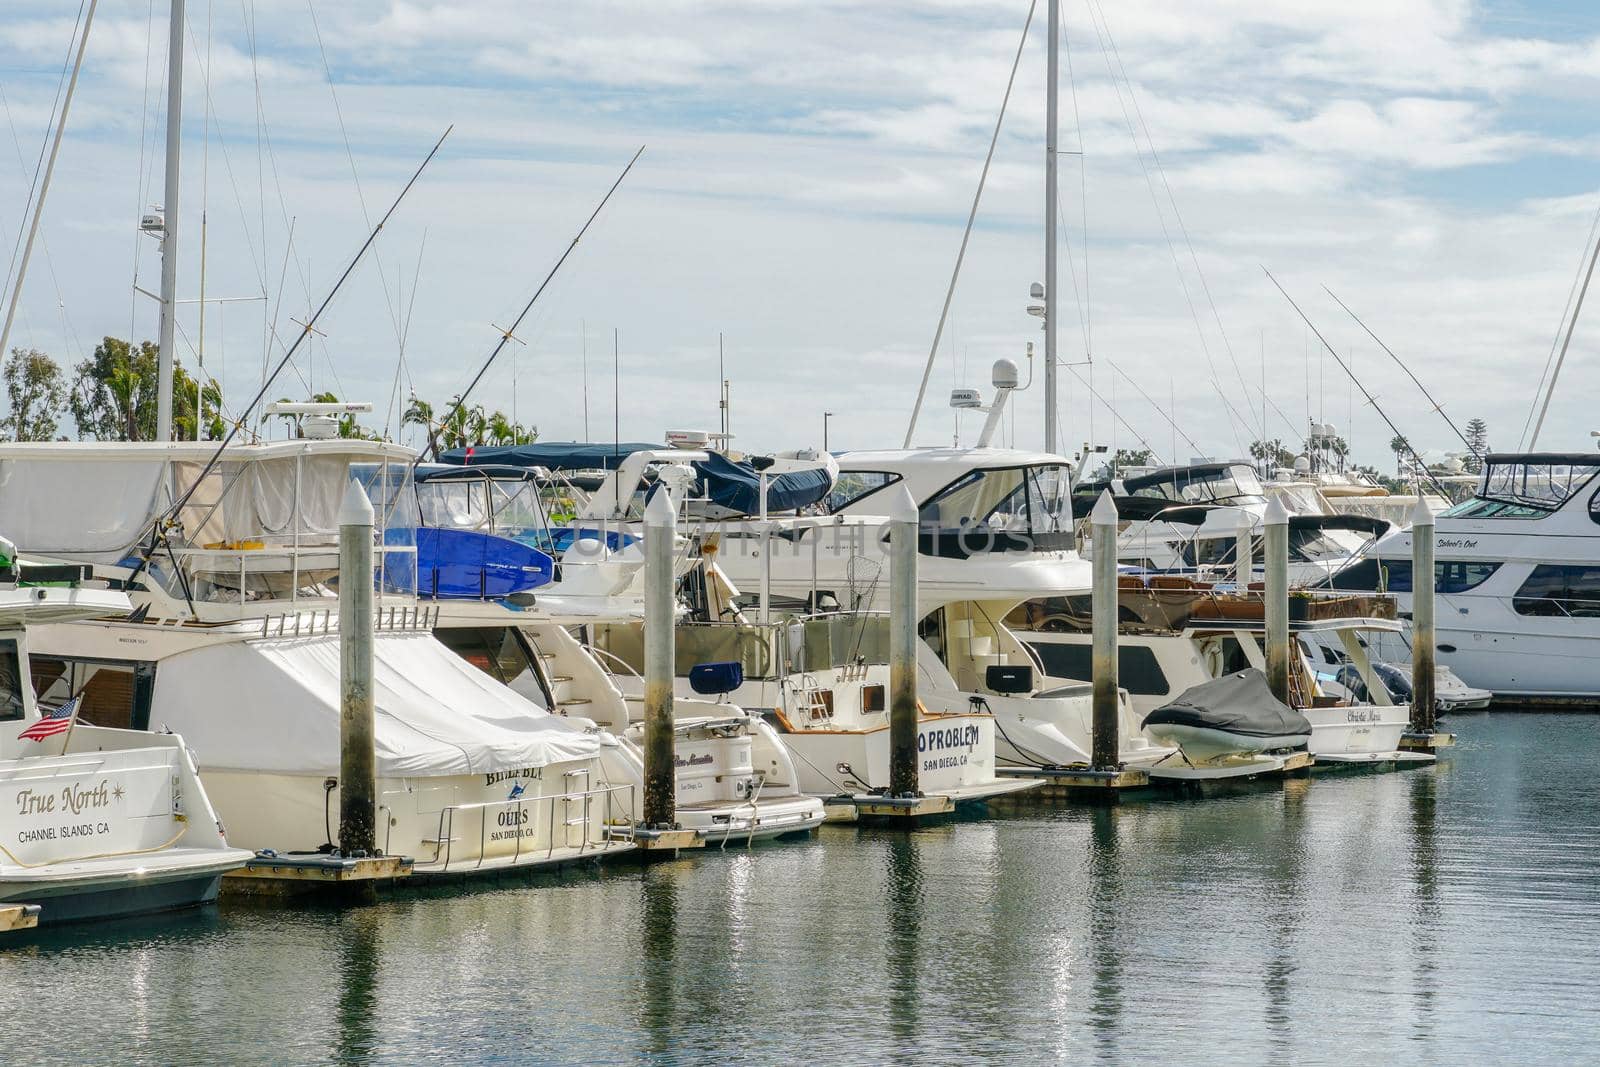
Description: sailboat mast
xmin=156 ymin=0 xmax=185 ymax=442
xmin=1043 ymin=0 xmax=1059 ymax=454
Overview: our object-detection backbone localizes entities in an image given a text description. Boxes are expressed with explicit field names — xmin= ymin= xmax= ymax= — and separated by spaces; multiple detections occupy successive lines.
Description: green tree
xmin=1464 ymin=417 xmax=1488 ymax=473
xmin=401 ymin=394 xmax=434 ymax=446
xmin=1249 ymin=438 xmax=1296 ymax=471
xmin=69 ymin=336 xmax=221 ymax=441
xmin=2 ymin=347 xmax=67 ymax=440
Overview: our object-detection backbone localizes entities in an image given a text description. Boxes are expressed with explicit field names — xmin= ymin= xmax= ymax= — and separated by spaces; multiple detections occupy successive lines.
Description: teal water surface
xmin=3 ymin=712 xmax=1597 ymax=1065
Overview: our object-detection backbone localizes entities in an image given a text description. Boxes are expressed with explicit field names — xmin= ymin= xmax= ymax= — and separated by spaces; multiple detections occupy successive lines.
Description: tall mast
xmin=1043 ymin=0 xmax=1059 ymax=454
xmin=156 ymin=0 xmax=185 ymax=442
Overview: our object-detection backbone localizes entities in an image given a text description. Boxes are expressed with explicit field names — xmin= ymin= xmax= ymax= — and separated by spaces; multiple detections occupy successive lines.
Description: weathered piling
xmin=642 ymin=488 xmax=678 ymax=829
xmin=887 ymin=483 xmax=921 ymax=798
xmin=1409 ymin=498 xmax=1438 ymax=735
xmin=338 ymin=479 xmax=377 ymax=855
xmin=1263 ymin=497 xmax=1291 ymax=706
xmin=1091 ymin=490 xmax=1120 ymax=771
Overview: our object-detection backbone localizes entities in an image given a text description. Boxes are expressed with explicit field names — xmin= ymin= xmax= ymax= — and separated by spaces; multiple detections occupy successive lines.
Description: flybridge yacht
xmin=439 ymin=440 xmax=1045 ymax=802
xmin=0 ymin=440 xmax=636 ymax=874
xmin=1330 ymin=451 xmax=1600 ymax=706
xmin=0 ymin=571 xmax=250 ymax=923
xmin=361 ymin=462 xmax=827 ymax=844
xmin=1076 ymin=461 xmax=1387 ymax=586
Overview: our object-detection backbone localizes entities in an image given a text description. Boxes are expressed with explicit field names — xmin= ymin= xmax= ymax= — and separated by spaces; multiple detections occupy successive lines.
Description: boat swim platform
xmin=995 ymin=751 xmax=1317 ymax=802
xmin=1313 ymin=750 xmax=1436 ymax=770
xmin=224 ymin=852 xmax=415 ymax=897
xmin=0 ymin=903 xmax=40 ymax=932
xmin=1400 ymin=731 xmax=1457 ymax=754
xmin=822 ymin=777 xmax=1043 ymax=825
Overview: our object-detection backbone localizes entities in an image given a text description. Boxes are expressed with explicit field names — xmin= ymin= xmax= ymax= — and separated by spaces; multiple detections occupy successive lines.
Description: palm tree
xmin=107 ymin=364 xmax=140 ymax=441
xmin=487 ymin=411 xmax=515 ymax=445
xmin=401 ymin=395 xmax=433 ymax=447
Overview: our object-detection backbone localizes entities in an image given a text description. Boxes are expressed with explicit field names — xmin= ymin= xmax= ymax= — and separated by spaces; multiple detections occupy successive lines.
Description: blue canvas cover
xmin=691 ymin=452 xmax=833 ymax=516
xmin=438 ymin=442 xmax=664 ymax=471
xmin=392 ymin=527 xmax=555 ymax=600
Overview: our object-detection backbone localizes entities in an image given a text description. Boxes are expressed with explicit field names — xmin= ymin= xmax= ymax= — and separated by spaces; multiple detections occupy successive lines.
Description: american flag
xmin=19 ymin=696 xmax=80 ymax=741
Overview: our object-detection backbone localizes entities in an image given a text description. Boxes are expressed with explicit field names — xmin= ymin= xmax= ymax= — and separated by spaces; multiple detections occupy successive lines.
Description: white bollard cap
xmin=338 ymin=478 xmax=374 ymax=527
xmin=1263 ymin=496 xmax=1289 ymax=527
xmin=1091 ymin=488 xmax=1119 ymax=526
xmin=1411 ymin=495 xmax=1435 ymax=527
xmin=884 ymin=482 xmax=919 ymax=524
xmin=643 ymin=486 xmax=677 ymax=529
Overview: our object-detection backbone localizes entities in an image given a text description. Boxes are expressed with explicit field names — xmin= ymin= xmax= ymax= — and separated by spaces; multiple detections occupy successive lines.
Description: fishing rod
xmin=1322 ymin=285 xmax=1479 ymax=458
xmin=1108 ymin=360 xmax=1202 ymax=458
xmin=133 ymin=125 xmax=452 ymax=580
xmin=417 ymin=145 xmax=645 ymax=465
xmin=1063 ymin=363 xmax=1164 ymax=466
xmin=1263 ymin=268 xmax=1450 ymax=497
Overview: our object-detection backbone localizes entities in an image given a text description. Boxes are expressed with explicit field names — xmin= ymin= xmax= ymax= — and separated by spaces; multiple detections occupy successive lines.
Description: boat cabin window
xmin=1512 ymin=565 xmax=1600 ymax=618
xmin=824 ymin=471 xmax=901 ymax=514
xmin=1026 ymin=640 xmax=1171 ymax=696
xmin=417 ymin=480 xmax=491 ymax=531
xmin=1330 ymin=558 xmax=1501 ymax=594
xmin=27 ymin=656 xmax=154 ymax=730
xmin=0 ymin=640 xmax=23 ymax=721
xmin=434 ymin=627 xmax=535 ymax=686
xmin=1125 ymin=464 xmax=1264 ymax=505
xmin=918 ymin=464 xmax=1075 ymax=558
xmin=1288 ymin=526 xmax=1368 ymax=563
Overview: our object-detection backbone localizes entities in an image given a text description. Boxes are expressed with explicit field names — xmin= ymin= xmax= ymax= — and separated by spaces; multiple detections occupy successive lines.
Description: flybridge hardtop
xmin=438 ymin=441 xmax=838 ymax=521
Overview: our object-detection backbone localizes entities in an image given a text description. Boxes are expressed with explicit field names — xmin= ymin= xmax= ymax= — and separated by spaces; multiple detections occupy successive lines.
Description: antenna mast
xmin=156 ymin=0 xmax=186 ymax=442
xmin=1043 ymin=0 xmax=1059 ymax=453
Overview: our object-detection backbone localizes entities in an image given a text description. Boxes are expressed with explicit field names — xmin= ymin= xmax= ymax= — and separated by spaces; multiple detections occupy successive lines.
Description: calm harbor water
xmin=4 ymin=712 xmax=1599 ymax=1065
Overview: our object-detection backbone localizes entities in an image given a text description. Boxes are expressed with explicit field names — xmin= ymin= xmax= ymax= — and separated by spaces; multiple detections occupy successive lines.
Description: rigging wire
xmin=1108 ymin=360 xmax=1201 ymax=457
xmin=1322 ymin=285 xmax=1478 ymax=457
xmin=1519 ymin=192 xmax=1600 ymax=449
xmin=1062 ymin=363 xmax=1163 ymax=464
xmin=903 ymin=0 xmax=1038 ymax=447
xmin=1264 ymin=267 xmax=1450 ymax=497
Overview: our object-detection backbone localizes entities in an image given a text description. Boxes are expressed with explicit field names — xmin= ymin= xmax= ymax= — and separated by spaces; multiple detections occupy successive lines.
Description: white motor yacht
xmin=0 ymin=440 xmax=637 ymax=874
xmin=376 ymin=457 xmax=829 ymax=843
xmin=1330 ymin=451 xmax=1600 ymax=706
xmin=0 ymin=576 xmax=250 ymax=923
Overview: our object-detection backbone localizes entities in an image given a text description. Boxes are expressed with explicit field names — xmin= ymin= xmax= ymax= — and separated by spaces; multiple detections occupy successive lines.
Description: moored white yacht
xmin=0 ymin=440 xmax=637 ymax=874
xmin=0 ymin=574 xmax=250 ymax=922
xmin=360 ymin=455 xmax=829 ymax=841
xmin=1330 ymin=451 xmax=1600 ymax=706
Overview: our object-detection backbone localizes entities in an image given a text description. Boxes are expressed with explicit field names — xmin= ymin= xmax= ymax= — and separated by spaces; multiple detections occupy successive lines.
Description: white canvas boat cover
xmin=151 ymin=631 xmax=597 ymax=776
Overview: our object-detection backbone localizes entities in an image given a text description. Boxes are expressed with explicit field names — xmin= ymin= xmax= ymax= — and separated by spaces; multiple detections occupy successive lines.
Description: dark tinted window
xmin=1330 ymin=558 xmax=1499 ymax=594
xmin=1513 ymin=565 xmax=1600 ymax=618
xmin=1027 ymin=641 xmax=1171 ymax=696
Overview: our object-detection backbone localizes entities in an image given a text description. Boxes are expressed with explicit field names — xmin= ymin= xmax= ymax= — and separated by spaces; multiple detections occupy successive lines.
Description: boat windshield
xmin=1443 ymin=457 xmax=1600 ymax=517
xmin=918 ymin=464 xmax=1074 ymax=557
xmin=1126 ymin=463 xmax=1264 ymax=505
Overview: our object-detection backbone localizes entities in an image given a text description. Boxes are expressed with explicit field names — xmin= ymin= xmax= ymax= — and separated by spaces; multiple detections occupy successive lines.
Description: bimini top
xmin=440 ymin=441 xmax=665 ymax=472
xmin=414 ymin=463 xmax=542 ymax=483
xmin=1482 ymin=452 xmax=1600 ymax=467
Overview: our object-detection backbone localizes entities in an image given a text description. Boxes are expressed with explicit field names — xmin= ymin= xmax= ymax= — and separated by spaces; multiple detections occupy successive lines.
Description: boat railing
xmin=426 ymin=777 xmax=635 ymax=871
xmin=253 ymin=604 xmax=440 ymax=638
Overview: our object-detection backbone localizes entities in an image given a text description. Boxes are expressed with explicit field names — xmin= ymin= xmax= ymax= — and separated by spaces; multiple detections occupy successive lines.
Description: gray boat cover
xmin=1142 ymin=669 xmax=1312 ymax=738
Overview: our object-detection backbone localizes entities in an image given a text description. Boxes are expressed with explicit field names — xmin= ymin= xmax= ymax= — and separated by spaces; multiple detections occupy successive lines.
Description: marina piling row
xmin=338 ymin=480 xmax=377 ymax=856
xmin=888 ymin=484 xmax=921 ymax=799
xmin=1090 ymin=490 xmax=1120 ymax=771
xmin=1263 ymin=497 xmax=1291 ymax=706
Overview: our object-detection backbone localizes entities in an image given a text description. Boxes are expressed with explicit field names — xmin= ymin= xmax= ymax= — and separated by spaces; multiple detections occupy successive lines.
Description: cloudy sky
xmin=2 ymin=0 xmax=1599 ymax=468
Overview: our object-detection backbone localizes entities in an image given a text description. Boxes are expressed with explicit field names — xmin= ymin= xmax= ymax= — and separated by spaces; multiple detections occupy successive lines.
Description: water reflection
xmin=335 ymin=908 xmax=382 ymax=1064
xmin=1407 ymin=768 xmax=1440 ymax=1045
xmin=1087 ymin=807 xmax=1123 ymax=1056
xmin=1265 ymin=777 xmax=1311 ymax=1054
xmin=883 ymin=833 xmax=924 ymax=1063
xmin=640 ymin=866 xmax=680 ymax=1059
